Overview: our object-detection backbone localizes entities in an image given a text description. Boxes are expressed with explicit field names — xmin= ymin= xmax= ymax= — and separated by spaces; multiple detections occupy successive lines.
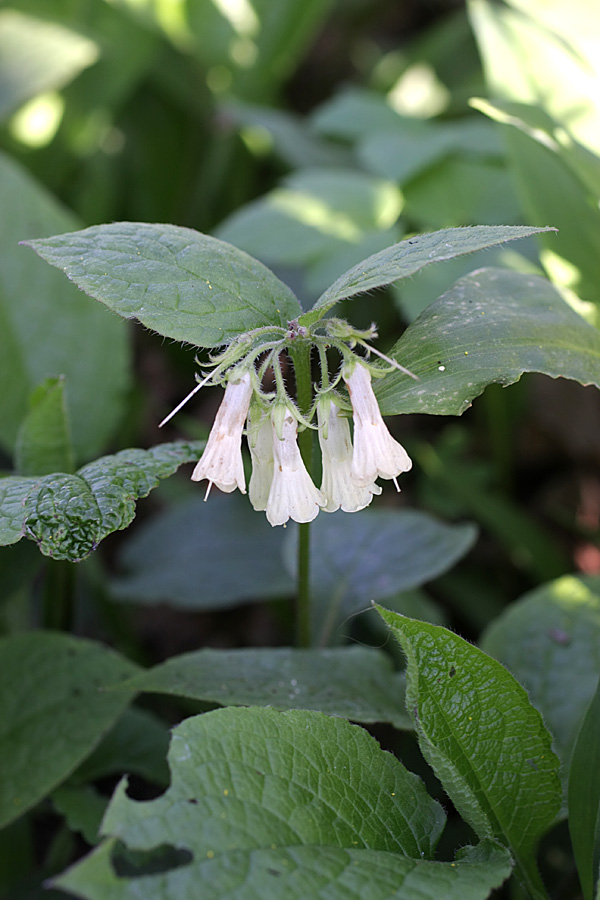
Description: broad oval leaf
xmin=300 ymin=224 xmax=556 ymax=325
xmin=53 ymin=708 xmax=512 ymax=900
xmin=114 ymin=645 xmax=411 ymax=730
xmin=0 ymin=632 xmax=137 ymax=828
xmin=376 ymin=267 xmax=600 ymax=416
xmin=0 ymin=440 xmax=204 ymax=561
xmin=378 ymin=607 xmax=561 ymax=900
xmin=481 ymin=575 xmax=600 ymax=800
xmin=111 ymin=493 xmax=293 ymax=609
xmin=0 ymin=151 xmax=130 ymax=461
xmin=56 ymin=839 xmax=512 ymax=900
xmin=25 ymin=222 xmax=302 ymax=348
xmin=284 ymin=509 xmax=477 ymax=644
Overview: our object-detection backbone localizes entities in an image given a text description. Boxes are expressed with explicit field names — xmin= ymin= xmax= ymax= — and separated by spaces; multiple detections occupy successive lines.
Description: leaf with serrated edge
xmin=0 ymin=441 xmax=204 ymax=561
xmin=53 ymin=708 xmax=513 ymax=900
xmin=300 ymin=224 xmax=556 ymax=325
xmin=0 ymin=632 xmax=137 ymax=828
xmin=376 ymin=267 xmax=600 ymax=416
xmin=24 ymin=223 xmax=302 ymax=348
xmin=377 ymin=607 xmax=561 ymax=900
xmin=113 ymin=646 xmax=412 ymax=730
xmin=481 ymin=575 xmax=600 ymax=804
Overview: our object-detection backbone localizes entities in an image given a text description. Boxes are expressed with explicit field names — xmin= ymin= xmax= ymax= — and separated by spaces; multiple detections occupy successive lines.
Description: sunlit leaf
xmin=376 ymin=267 xmax=600 ymax=416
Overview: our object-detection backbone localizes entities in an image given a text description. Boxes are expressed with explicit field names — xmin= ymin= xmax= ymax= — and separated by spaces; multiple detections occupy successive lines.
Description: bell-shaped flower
xmin=191 ymin=370 xmax=253 ymax=497
xmin=266 ymin=406 xmax=325 ymax=527
xmin=317 ymin=395 xmax=381 ymax=512
xmin=247 ymin=405 xmax=274 ymax=512
xmin=343 ymin=361 xmax=412 ymax=488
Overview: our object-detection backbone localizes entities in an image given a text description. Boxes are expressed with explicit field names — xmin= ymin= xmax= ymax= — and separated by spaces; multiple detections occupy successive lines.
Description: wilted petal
xmin=266 ymin=411 xmax=325 ymax=527
xmin=248 ymin=407 xmax=274 ymax=512
xmin=191 ymin=371 xmax=252 ymax=495
xmin=318 ymin=396 xmax=381 ymax=513
xmin=343 ymin=362 xmax=412 ymax=487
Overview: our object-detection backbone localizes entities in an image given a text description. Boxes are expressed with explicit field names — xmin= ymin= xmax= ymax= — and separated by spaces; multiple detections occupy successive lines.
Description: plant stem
xmin=289 ymin=342 xmax=313 ymax=648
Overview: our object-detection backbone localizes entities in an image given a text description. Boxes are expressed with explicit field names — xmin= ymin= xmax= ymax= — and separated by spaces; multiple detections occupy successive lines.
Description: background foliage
xmin=1 ymin=1 xmax=599 ymax=899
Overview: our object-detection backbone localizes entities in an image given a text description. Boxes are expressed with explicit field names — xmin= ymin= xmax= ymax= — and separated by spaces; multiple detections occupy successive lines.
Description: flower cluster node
xmin=167 ymin=317 xmax=414 ymax=526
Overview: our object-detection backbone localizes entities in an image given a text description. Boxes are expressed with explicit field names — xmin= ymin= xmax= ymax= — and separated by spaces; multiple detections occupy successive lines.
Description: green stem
xmin=42 ymin=560 xmax=75 ymax=631
xmin=289 ymin=342 xmax=314 ymax=649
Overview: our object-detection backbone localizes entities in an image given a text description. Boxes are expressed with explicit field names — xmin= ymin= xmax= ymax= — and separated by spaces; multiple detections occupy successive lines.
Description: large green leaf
xmin=481 ymin=575 xmax=600 ymax=800
xmin=111 ymin=493 xmax=293 ymax=609
xmin=469 ymin=0 xmax=600 ymax=318
xmin=0 ymin=441 xmax=204 ymax=561
xmin=54 ymin=708 xmax=512 ymax=900
xmin=15 ymin=376 xmax=74 ymax=476
xmin=25 ymin=222 xmax=302 ymax=348
xmin=0 ymin=10 xmax=98 ymax=120
xmin=0 ymin=152 xmax=130 ymax=460
xmin=0 ymin=632 xmax=137 ymax=828
xmin=376 ymin=267 xmax=600 ymax=416
xmin=300 ymin=225 xmax=555 ymax=325
xmin=284 ymin=509 xmax=477 ymax=644
xmin=378 ymin=608 xmax=561 ymax=900
xmin=114 ymin=646 xmax=411 ymax=730
xmin=568 ymin=675 xmax=600 ymax=900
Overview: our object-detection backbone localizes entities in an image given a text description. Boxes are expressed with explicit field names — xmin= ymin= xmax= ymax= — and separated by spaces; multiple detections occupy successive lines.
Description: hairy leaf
xmin=300 ymin=224 xmax=555 ymax=325
xmin=481 ymin=575 xmax=600 ymax=802
xmin=54 ymin=708 xmax=512 ymax=900
xmin=115 ymin=646 xmax=411 ymax=730
xmin=0 ymin=441 xmax=204 ymax=561
xmin=376 ymin=267 xmax=600 ymax=416
xmin=25 ymin=223 xmax=302 ymax=348
xmin=378 ymin=608 xmax=561 ymax=900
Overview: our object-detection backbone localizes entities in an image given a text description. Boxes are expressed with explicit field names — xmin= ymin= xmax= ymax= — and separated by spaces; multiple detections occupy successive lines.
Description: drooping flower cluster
xmin=162 ymin=318 xmax=414 ymax=527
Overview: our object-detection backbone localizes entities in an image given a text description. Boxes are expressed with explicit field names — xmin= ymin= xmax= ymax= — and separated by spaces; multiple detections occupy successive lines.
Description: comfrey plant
xmin=164 ymin=318 xmax=413 ymax=526
xmin=6 ymin=220 xmax=600 ymax=900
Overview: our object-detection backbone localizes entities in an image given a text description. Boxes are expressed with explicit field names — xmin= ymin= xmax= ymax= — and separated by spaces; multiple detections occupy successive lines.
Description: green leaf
xmin=114 ymin=646 xmax=411 ymax=730
xmin=568 ymin=675 xmax=600 ymax=900
xmin=111 ymin=493 xmax=293 ymax=609
xmin=0 ymin=440 xmax=205 ymax=561
xmin=73 ymin=707 xmax=170 ymax=789
xmin=403 ymin=158 xmax=521 ymax=229
xmin=300 ymin=225 xmax=556 ymax=325
xmin=56 ymin=839 xmax=512 ymax=900
xmin=284 ymin=509 xmax=477 ymax=645
xmin=0 ymin=151 xmax=130 ymax=461
xmin=25 ymin=222 xmax=302 ymax=348
xmin=0 ymin=632 xmax=137 ymax=828
xmin=481 ymin=575 xmax=600 ymax=800
xmin=15 ymin=376 xmax=75 ymax=476
xmin=53 ymin=708 xmax=511 ymax=900
xmin=469 ymin=0 xmax=600 ymax=317
xmin=0 ymin=10 xmax=98 ymax=120
xmin=52 ymin=784 xmax=108 ymax=846
xmin=378 ymin=607 xmax=562 ymax=900
xmin=376 ymin=267 xmax=600 ymax=416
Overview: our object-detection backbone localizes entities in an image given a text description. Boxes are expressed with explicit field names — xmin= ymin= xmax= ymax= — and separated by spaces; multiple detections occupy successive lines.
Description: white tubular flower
xmin=318 ymin=395 xmax=382 ymax=513
xmin=343 ymin=361 xmax=412 ymax=488
xmin=266 ymin=408 xmax=325 ymax=527
xmin=191 ymin=370 xmax=253 ymax=497
xmin=247 ymin=406 xmax=274 ymax=512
